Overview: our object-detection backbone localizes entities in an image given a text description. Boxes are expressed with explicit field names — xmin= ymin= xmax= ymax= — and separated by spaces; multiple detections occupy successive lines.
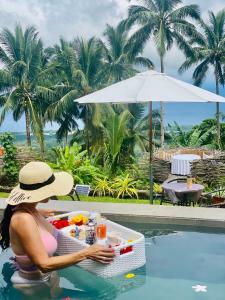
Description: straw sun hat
xmin=7 ymin=162 xmax=74 ymax=205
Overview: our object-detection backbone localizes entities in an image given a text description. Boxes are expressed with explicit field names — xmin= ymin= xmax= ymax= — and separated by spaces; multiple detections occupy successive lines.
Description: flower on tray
xmin=70 ymin=214 xmax=88 ymax=226
xmin=50 ymin=219 xmax=69 ymax=229
xmin=125 ymin=273 xmax=135 ymax=279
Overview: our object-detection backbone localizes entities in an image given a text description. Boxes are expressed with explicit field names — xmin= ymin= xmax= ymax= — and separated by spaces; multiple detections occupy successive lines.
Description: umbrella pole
xmin=149 ymin=101 xmax=153 ymax=204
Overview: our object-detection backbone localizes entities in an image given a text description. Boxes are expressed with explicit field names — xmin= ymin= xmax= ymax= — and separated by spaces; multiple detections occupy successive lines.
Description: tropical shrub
xmin=111 ymin=174 xmax=138 ymax=199
xmin=49 ymin=143 xmax=87 ymax=173
xmin=48 ymin=143 xmax=104 ymax=184
xmin=153 ymin=183 xmax=163 ymax=194
xmin=0 ymin=133 xmax=19 ymax=184
xmin=74 ymin=159 xmax=104 ymax=185
xmin=93 ymin=177 xmax=113 ymax=196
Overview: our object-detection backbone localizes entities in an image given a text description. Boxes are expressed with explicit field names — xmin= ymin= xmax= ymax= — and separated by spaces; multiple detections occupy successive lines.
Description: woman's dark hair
xmin=0 ymin=204 xmax=16 ymax=250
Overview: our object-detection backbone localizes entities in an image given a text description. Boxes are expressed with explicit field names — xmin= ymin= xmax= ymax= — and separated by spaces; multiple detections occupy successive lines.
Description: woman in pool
xmin=0 ymin=161 xmax=115 ymax=298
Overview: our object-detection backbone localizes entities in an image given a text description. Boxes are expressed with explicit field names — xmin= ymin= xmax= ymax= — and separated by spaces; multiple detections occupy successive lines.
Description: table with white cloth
xmin=171 ymin=154 xmax=201 ymax=175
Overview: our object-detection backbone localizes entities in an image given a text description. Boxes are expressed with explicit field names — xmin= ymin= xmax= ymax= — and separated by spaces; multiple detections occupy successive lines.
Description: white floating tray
xmin=48 ymin=211 xmax=146 ymax=278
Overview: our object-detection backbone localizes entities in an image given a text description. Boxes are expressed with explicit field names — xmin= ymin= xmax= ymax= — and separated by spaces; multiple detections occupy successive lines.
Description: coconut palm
xmin=99 ymin=20 xmax=154 ymax=84
xmin=46 ymin=38 xmax=105 ymax=151
xmin=44 ymin=39 xmax=80 ymax=143
xmin=0 ymin=25 xmax=54 ymax=153
xmin=179 ymin=10 xmax=225 ymax=148
xmin=127 ymin=0 xmax=200 ymax=148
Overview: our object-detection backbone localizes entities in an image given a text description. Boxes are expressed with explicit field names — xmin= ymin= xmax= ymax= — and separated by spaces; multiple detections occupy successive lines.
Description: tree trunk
xmin=160 ymin=55 xmax=165 ymax=149
xmin=215 ymin=76 xmax=221 ymax=149
xmin=65 ymin=133 xmax=68 ymax=146
xmin=25 ymin=108 xmax=31 ymax=148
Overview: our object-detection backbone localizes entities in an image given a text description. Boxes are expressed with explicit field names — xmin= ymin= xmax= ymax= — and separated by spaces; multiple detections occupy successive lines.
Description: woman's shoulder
xmin=11 ymin=211 xmax=36 ymax=230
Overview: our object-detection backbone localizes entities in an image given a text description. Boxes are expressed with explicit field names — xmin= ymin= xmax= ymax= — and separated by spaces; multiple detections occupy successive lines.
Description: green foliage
xmin=127 ymin=0 xmax=200 ymax=66
xmin=93 ymin=177 xmax=113 ymax=196
xmin=74 ymin=159 xmax=104 ymax=185
xmin=111 ymin=174 xmax=138 ymax=199
xmin=0 ymin=132 xmax=19 ymax=184
xmin=48 ymin=143 xmax=103 ymax=185
xmin=104 ymin=108 xmax=131 ymax=174
xmin=0 ymin=25 xmax=53 ymax=154
xmin=179 ymin=10 xmax=225 ymax=148
xmin=99 ymin=20 xmax=154 ymax=84
xmin=167 ymin=119 xmax=224 ymax=149
xmin=49 ymin=143 xmax=87 ymax=173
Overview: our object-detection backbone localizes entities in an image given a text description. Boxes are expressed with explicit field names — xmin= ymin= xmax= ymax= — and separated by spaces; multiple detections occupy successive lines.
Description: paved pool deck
xmin=1 ymin=199 xmax=225 ymax=228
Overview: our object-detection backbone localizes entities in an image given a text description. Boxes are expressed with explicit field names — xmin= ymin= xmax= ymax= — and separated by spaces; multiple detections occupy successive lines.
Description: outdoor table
xmin=162 ymin=182 xmax=204 ymax=206
xmin=171 ymin=154 xmax=201 ymax=175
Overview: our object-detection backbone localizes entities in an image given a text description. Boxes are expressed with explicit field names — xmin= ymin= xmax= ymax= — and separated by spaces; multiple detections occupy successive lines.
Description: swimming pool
xmin=1 ymin=222 xmax=225 ymax=300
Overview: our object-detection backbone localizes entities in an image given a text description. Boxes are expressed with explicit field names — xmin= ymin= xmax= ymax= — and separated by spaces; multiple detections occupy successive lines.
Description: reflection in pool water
xmin=1 ymin=223 xmax=225 ymax=299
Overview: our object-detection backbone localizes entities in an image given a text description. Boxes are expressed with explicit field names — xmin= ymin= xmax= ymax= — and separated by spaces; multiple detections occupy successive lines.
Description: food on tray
xmin=49 ymin=210 xmax=146 ymax=277
xmin=50 ymin=219 xmax=69 ymax=229
xmin=69 ymin=214 xmax=88 ymax=226
xmin=69 ymin=229 xmax=76 ymax=237
xmin=69 ymin=226 xmax=80 ymax=238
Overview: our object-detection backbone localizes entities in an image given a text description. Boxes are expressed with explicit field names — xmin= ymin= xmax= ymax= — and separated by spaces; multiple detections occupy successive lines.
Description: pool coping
xmin=1 ymin=199 xmax=225 ymax=228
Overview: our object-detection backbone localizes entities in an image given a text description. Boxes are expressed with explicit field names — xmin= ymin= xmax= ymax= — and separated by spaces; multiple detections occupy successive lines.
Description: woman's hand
xmin=86 ymin=244 xmax=115 ymax=264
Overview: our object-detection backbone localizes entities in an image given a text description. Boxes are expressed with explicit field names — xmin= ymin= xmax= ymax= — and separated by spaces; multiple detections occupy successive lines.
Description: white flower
xmin=192 ymin=285 xmax=207 ymax=292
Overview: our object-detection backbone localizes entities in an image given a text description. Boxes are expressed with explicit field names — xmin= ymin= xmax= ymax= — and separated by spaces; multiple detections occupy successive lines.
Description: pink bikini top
xmin=12 ymin=209 xmax=58 ymax=273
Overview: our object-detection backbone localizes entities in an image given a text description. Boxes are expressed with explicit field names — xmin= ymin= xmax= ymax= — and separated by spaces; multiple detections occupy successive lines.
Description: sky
xmin=0 ymin=0 xmax=225 ymax=131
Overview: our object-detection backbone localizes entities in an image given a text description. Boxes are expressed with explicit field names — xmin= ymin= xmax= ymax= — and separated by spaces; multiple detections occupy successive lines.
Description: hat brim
xmin=6 ymin=172 xmax=74 ymax=205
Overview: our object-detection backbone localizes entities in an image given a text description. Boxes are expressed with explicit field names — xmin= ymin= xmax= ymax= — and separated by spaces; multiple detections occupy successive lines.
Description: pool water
xmin=1 ymin=223 xmax=225 ymax=300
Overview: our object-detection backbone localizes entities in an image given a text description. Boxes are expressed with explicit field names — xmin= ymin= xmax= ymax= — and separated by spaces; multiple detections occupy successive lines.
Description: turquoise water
xmin=1 ymin=223 xmax=225 ymax=299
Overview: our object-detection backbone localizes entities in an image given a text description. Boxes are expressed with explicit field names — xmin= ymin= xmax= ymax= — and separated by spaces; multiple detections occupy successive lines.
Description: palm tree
xmin=72 ymin=37 xmax=107 ymax=155
xmin=127 ymin=0 xmax=200 ymax=148
xmin=0 ymin=25 xmax=54 ymax=154
xmin=46 ymin=38 xmax=104 ymax=152
xmin=44 ymin=39 xmax=80 ymax=143
xmin=179 ymin=10 xmax=225 ymax=148
xmin=104 ymin=108 xmax=131 ymax=175
xmin=99 ymin=20 xmax=154 ymax=84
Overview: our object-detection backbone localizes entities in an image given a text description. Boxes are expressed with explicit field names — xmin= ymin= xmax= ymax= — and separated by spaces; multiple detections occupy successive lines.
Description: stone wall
xmin=0 ymin=147 xmax=40 ymax=189
xmin=0 ymin=147 xmax=40 ymax=169
xmin=138 ymin=152 xmax=171 ymax=183
xmin=191 ymin=154 xmax=225 ymax=186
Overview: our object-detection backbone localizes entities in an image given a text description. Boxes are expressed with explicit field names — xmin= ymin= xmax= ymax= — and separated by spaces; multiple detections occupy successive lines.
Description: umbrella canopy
xmin=77 ymin=70 xmax=225 ymax=104
xmin=75 ymin=70 xmax=225 ymax=204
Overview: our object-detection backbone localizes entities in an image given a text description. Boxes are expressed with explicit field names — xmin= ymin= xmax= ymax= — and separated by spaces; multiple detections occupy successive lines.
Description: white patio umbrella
xmin=75 ymin=70 xmax=225 ymax=203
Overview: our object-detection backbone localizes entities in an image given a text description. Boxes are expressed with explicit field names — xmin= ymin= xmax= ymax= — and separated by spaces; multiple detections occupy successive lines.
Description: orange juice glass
xmin=186 ymin=177 xmax=193 ymax=189
xmin=96 ymin=223 xmax=107 ymax=240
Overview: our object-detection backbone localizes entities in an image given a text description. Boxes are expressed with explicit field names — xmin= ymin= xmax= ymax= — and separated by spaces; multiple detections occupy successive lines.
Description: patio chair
xmin=68 ymin=184 xmax=91 ymax=201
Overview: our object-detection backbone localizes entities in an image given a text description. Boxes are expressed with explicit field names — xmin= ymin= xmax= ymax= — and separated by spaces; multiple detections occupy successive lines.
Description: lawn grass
xmin=0 ymin=192 xmax=9 ymax=198
xmin=0 ymin=191 xmax=164 ymax=205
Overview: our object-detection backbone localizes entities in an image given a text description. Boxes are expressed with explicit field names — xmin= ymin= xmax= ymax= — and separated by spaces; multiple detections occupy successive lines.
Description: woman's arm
xmin=11 ymin=213 xmax=115 ymax=273
xmin=38 ymin=209 xmax=55 ymax=218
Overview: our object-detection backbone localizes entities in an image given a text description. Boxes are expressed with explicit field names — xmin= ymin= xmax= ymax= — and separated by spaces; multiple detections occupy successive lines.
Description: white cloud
xmin=0 ymin=0 xmax=224 ymax=81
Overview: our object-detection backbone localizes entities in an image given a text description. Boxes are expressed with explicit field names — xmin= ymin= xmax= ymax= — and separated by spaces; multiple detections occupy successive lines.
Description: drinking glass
xmin=96 ymin=218 xmax=107 ymax=240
